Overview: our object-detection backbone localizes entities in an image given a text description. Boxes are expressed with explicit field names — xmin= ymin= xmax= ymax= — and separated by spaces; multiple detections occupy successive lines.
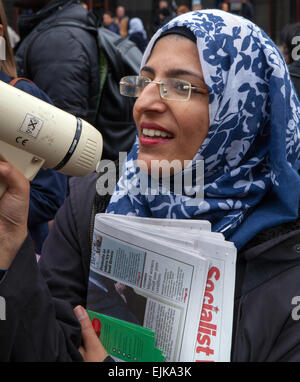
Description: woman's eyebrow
xmin=140 ymin=66 xmax=206 ymax=85
xmin=140 ymin=66 xmax=155 ymax=75
xmin=166 ymin=68 xmax=205 ymax=82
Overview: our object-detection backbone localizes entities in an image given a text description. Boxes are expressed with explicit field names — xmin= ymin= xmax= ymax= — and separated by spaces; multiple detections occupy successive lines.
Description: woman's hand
xmin=74 ymin=305 xmax=109 ymax=362
xmin=0 ymin=161 xmax=29 ymax=269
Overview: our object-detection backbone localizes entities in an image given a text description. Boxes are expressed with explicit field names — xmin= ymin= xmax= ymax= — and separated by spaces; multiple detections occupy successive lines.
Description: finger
xmin=0 ymin=161 xmax=29 ymax=198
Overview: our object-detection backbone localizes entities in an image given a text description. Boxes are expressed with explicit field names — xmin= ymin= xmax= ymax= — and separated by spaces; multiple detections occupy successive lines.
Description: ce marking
xmin=16 ymin=136 xmax=29 ymax=146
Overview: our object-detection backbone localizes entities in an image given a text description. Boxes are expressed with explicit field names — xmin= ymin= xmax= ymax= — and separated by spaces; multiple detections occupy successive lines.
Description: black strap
xmin=89 ymin=160 xmax=122 ymax=253
xmin=94 ymin=36 xmax=108 ymax=125
xmin=53 ymin=118 xmax=82 ymax=171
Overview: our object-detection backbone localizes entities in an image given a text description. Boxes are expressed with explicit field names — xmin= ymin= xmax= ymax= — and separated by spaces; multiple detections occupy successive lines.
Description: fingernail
xmin=74 ymin=305 xmax=87 ymax=321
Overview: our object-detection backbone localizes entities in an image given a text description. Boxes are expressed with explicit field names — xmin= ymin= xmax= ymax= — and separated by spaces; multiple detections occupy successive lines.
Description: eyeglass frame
xmin=119 ymin=75 xmax=210 ymax=102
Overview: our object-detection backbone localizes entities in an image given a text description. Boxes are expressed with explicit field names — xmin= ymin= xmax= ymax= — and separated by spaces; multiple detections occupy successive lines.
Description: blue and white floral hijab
xmin=107 ymin=10 xmax=300 ymax=250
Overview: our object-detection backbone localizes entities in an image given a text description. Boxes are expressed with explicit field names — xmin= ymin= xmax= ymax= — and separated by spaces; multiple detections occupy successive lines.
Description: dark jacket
xmin=1 ymin=171 xmax=300 ymax=361
xmin=0 ymin=70 xmax=67 ymax=253
xmin=15 ymin=0 xmax=137 ymax=161
xmin=15 ymin=0 xmax=100 ymax=127
xmin=289 ymin=61 xmax=300 ymax=100
xmin=241 ymin=2 xmax=254 ymax=21
xmin=106 ymin=22 xmax=120 ymax=35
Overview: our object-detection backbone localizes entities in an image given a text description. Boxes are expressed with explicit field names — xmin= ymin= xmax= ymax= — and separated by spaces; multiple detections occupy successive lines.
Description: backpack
xmin=15 ymin=17 xmax=142 ymax=161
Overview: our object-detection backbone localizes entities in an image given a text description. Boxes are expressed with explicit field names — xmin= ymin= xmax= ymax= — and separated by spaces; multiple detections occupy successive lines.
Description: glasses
xmin=119 ymin=75 xmax=209 ymax=101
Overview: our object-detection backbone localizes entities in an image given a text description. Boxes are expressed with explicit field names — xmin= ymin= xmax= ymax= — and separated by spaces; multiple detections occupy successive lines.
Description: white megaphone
xmin=0 ymin=79 xmax=103 ymax=198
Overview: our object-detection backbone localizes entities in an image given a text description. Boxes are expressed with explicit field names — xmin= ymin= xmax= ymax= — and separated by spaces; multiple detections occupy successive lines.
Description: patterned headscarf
xmin=106 ymin=10 xmax=300 ymax=250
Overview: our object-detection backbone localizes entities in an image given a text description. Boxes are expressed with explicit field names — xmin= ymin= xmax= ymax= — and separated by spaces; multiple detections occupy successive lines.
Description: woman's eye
xmin=173 ymin=81 xmax=188 ymax=93
xmin=138 ymin=78 xmax=148 ymax=88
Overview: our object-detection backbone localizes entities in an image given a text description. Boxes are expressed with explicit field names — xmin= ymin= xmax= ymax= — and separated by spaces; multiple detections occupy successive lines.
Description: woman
xmin=127 ymin=17 xmax=148 ymax=53
xmin=0 ymin=0 xmax=67 ymax=254
xmin=1 ymin=9 xmax=300 ymax=362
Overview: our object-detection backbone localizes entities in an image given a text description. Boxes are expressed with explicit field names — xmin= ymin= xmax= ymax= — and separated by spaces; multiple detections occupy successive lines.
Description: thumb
xmin=74 ymin=305 xmax=100 ymax=350
xmin=74 ymin=305 xmax=108 ymax=362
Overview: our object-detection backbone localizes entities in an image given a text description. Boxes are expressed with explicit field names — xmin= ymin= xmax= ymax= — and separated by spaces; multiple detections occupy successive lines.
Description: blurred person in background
xmin=14 ymin=0 xmax=99 ymax=140
xmin=177 ymin=5 xmax=190 ymax=16
xmin=218 ymin=1 xmax=229 ymax=12
xmin=14 ymin=0 xmax=137 ymax=163
xmin=0 ymin=0 xmax=67 ymax=254
xmin=102 ymin=10 xmax=120 ymax=34
xmin=80 ymin=0 xmax=88 ymax=10
xmin=114 ymin=5 xmax=128 ymax=38
xmin=127 ymin=17 xmax=148 ymax=53
xmin=13 ymin=0 xmax=137 ymax=162
xmin=192 ymin=5 xmax=202 ymax=10
xmin=154 ymin=6 xmax=173 ymax=33
xmin=241 ymin=0 xmax=254 ymax=21
xmin=153 ymin=0 xmax=169 ymax=33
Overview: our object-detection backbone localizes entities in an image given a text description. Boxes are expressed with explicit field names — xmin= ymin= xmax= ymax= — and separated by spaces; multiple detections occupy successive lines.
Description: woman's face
xmin=134 ymin=35 xmax=210 ymax=173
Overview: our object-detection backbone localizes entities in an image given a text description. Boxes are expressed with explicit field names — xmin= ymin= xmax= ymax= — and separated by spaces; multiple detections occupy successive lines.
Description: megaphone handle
xmin=0 ymin=178 xmax=7 ymax=199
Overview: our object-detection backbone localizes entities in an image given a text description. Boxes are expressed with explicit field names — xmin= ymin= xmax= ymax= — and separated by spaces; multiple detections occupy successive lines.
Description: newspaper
xmin=87 ymin=214 xmax=237 ymax=362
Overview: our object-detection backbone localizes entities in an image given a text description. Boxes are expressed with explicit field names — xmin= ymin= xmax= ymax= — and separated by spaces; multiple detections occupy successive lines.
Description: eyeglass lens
xmin=120 ymin=76 xmax=192 ymax=100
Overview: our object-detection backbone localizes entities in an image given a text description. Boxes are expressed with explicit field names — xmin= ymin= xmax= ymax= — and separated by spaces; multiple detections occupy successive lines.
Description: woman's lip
xmin=139 ymin=136 xmax=173 ymax=146
xmin=140 ymin=122 xmax=173 ymax=135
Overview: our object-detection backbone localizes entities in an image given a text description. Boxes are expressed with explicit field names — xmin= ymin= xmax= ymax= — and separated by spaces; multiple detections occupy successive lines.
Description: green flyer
xmin=87 ymin=310 xmax=165 ymax=362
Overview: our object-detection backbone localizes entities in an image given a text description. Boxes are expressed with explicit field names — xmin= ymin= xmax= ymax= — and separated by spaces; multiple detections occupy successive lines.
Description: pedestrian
xmin=79 ymin=1 xmax=88 ymax=10
xmin=153 ymin=0 xmax=169 ymax=33
xmin=158 ymin=7 xmax=173 ymax=29
xmin=192 ymin=4 xmax=202 ymax=11
xmin=114 ymin=5 xmax=129 ymax=38
xmin=177 ymin=5 xmax=190 ymax=16
xmin=0 ymin=0 xmax=67 ymax=254
xmin=14 ymin=0 xmax=136 ymax=161
xmin=218 ymin=1 xmax=229 ymax=12
xmin=1 ymin=9 xmax=300 ymax=363
xmin=14 ymin=0 xmax=99 ymax=142
xmin=102 ymin=10 xmax=120 ymax=35
xmin=127 ymin=17 xmax=148 ymax=53
xmin=241 ymin=0 xmax=254 ymax=21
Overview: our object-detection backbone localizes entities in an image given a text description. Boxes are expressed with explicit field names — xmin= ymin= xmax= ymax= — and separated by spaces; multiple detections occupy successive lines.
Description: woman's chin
xmin=137 ymin=152 xmax=186 ymax=178
xmin=137 ymin=153 xmax=153 ymax=174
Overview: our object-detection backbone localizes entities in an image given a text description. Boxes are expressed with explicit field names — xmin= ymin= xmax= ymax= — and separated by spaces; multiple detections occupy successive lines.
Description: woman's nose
xmin=134 ymin=82 xmax=167 ymax=114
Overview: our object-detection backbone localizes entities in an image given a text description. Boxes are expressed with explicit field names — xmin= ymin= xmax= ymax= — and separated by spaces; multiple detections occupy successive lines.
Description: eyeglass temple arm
xmin=191 ymin=86 xmax=210 ymax=95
